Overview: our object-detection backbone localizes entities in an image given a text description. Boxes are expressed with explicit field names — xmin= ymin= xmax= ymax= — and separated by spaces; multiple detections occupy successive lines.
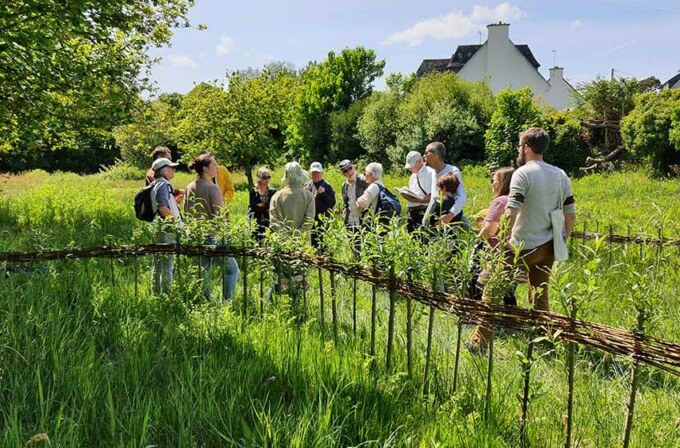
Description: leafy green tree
xmin=285 ymin=47 xmax=385 ymax=163
xmin=357 ymin=92 xmax=401 ymax=167
xmin=542 ymin=109 xmax=588 ymax=174
xmin=621 ymin=89 xmax=680 ymax=174
xmin=113 ymin=95 xmax=181 ymax=169
xmin=576 ymin=76 xmax=659 ymax=121
xmin=485 ymin=87 xmax=542 ymax=168
xmin=329 ymin=98 xmax=369 ymax=163
xmin=391 ymin=73 xmax=494 ymax=168
xmin=0 ymin=0 xmax=194 ymax=152
xmin=175 ymin=72 xmax=298 ymax=186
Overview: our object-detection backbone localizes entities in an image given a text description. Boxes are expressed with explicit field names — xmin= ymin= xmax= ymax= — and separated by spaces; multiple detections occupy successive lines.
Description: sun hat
xmin=404 ymin=151 xmax=423 ymax=169
xmin=309 ymin=162 xmax=324 ymax=173
xmin=151 ymin=157 xmax=179 ymax=171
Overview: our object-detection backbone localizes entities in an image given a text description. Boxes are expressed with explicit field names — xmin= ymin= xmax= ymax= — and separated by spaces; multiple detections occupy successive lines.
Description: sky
xmin=149 ymin=0 xmax=680 ymax=95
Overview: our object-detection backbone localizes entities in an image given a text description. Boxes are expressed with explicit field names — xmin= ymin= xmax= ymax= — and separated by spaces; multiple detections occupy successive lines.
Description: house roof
xmin=417 ymin=42 xmax=541 ymax=76
xmin=661 ymin=72 xmax=680 ymax=89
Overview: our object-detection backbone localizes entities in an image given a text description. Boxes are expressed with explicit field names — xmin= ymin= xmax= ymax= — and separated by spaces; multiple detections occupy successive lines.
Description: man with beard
xmin=467 ymin=127 xmax=576 ymax=354
xmin=421 ymin=142 xmax=467 ymax=229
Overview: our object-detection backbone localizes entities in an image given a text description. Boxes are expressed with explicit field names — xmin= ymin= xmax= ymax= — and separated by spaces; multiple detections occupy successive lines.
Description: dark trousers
xmin=407 ymin=208 xmax=426 ymax=233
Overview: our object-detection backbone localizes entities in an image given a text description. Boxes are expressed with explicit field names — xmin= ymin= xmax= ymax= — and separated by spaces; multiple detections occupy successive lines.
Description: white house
xmin=661 ymin=73 xmax=680 ymax=90
xmin=416 ymin=23 xmax=577 ymax=110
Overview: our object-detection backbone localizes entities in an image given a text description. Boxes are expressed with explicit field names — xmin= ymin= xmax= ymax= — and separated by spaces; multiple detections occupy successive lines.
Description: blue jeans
xmin=201 ymin=237 xmax=239 ymax=302
xmin=153 ymin=232 xmax=175 ymax=294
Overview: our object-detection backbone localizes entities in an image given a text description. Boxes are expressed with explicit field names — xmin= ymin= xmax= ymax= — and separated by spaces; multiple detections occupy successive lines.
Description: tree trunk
xmin=245 ymin=164 xmax=254 ymax=189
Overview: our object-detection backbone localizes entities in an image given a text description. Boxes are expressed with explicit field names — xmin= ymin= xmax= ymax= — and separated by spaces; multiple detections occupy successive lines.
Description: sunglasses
xmin=260 ymin=176 xmax=271 ymax=180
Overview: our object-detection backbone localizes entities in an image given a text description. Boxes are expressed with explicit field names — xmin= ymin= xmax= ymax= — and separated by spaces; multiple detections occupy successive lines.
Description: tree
xmin=357 ymin=92 xmax=401 ymax=167
xmin=175 ymin=72 xmax=298 ymax=186
xmin=113 ymin=94 xmax=181 ymax=169
xmin=392 ymin=72 xmax=494 ymax=168
xmin=576 ymin=76 xmax=657 ymax=121
xmin=542 ymin=109 xmax=588 ymax=174
xmin=485 ymin=87 xmax=542 ymax=168
xmin=621 ymin=89 xmax=680 ymax=175
xmin=0 ymin=0 xmax=193 ymax=153
xmin=329 ymin=98 xmax=370 ymax=163
xmin=285 ymin=47 xmax=385 ymax=163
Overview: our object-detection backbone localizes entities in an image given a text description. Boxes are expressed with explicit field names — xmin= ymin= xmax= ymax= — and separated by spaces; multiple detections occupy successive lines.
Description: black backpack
xmin=375 ymin=184 xmax=402 ymax=221
xmin=134 ymin=181 xmax=159 ymax=222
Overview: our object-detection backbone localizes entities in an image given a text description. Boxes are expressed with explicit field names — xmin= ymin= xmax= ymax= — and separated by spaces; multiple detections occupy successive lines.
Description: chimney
xmin=549 ymin=66 xmax=564 ymax=82
xmin=486 ymin=22 xmax=510 ymax=45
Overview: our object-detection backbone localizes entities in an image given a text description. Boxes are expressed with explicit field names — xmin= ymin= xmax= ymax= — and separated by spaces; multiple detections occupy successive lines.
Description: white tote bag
xmin=551 ymin=177 xmax=568 ymax=262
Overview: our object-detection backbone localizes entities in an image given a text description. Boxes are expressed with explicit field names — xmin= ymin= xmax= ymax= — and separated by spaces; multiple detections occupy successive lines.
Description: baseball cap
xmin=151 ymin=157 xmax=179 ymax=172
xmin=309 ymin=162 xmax=323 ymax=173
xmin=404 ymin=151 xmax=423 ymax=169
xmin=338 ymin=159 xmax=354 ymax=171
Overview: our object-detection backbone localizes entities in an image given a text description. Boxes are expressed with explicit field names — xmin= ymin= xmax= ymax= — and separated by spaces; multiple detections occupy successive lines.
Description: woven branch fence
xmin=2 ymin=243 xmax=679 ymax=448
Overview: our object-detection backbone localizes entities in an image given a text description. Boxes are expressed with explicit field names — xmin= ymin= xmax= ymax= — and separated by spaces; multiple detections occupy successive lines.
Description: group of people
xmin=144 ymin=126 xmax=576 ymax=354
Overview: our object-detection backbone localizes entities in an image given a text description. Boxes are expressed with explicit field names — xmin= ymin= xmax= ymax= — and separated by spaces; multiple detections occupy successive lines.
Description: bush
xmin=391 ymin=73 xmax=494 ymax=168
xmin=484 ymin=87 xmax=542 ymax=169
xmin=329 ymin=98 xmax=370 ymax=164
xmin=542 ymin=109 xmax=588 ymax=174
xmin=621 ymin=89 xmax=680 ymax=175
xmin=97 ymin=161 xmax=145 ymax=181
xmin=356 ymin=92 xmax=401 ymax=168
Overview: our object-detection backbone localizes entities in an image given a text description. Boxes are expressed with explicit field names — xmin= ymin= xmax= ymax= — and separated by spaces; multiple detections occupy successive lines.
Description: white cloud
xmin=216 ymin=36 xmax=234 ymax=56
xmin=382 ymin=3 xmax=526 ymax=46
xmin=570 ymin=19 xmax=583 ymax=31
xmin=166 ymin=54 xmax=198 ymax=68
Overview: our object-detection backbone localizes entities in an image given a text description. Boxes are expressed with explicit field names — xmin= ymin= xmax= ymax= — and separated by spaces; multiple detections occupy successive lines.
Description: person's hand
xmin=175 ymin=190 xmax=184 ymax=203
xmin=256 ymin=202 xmax=266 ymax=208
xmin=317 ymin=186 xmax=325 ymax=194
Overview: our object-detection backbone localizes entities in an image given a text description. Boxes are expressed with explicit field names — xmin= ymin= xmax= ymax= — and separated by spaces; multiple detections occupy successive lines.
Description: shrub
xmin=484 ymin=87 xmax=542 ymax=169
xmin=542 ymin=109 xmax=588 ymax=174
xmin=621 ymin=89 xmax=680 ymax=175
xmin=97 ymin=160 xmax=145 ymax=181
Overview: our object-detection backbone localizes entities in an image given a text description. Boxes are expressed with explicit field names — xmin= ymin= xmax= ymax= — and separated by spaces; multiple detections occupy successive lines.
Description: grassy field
xmin=1 ymin=166 xmax=679 ymax=447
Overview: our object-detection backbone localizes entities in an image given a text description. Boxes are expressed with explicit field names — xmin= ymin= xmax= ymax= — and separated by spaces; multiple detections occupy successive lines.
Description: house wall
xmin=457 ymin=24 xmax=576 ymax=110
xmin=544 ymin=67 xmax=578 ymax=110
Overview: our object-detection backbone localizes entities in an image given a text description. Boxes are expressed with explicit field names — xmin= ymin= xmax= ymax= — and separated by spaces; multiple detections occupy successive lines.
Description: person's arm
xmin=503 ymin=170 xmax=525 ymax=235
xmin=477 ymin=221 xmax=500 ymax=240
xmin=269 ymin=194 xmax=281 ymax=228
xmin=211 ymin=185 xmax=224 ymax=216
xmin=302 ymin=193 xmax=316 ymax=232
xmin=564 ymin=213 xmax=576 ymax=238
xmin=356 ymin=184 xmax=378 ymax=212
xmin=319 ymin=182 xmax=336 ymax=208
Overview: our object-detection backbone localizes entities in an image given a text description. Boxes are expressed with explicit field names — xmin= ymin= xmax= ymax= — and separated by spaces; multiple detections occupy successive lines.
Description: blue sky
xmin=149 ymin=0 xmax=680 ymax=94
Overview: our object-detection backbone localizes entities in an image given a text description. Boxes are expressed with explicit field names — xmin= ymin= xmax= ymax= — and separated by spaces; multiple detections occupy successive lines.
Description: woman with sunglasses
xmin=248 ymin=167 xmax=277 ymax=242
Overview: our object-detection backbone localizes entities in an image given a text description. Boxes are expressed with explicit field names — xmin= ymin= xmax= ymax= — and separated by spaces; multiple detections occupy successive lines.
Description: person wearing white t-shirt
xmin=421 ymin=142 xmax=467 ymax=228
xmin=401 ymin=151 xmax=433 ymax=233
xmin=355 ymin=162 xmax=385 ymax=214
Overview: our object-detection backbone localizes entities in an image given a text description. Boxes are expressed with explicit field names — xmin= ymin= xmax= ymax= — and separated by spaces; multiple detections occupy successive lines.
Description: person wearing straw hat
xmin=400 ymin=150 xmax=433 ymax=233
xmin=305 ymin=162 xmax=336 ymax=248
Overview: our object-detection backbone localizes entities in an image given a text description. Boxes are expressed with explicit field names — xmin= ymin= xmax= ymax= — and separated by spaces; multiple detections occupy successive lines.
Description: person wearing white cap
xmin=401 ymin=150 xmax=434 ymax=233
xmin=304 ymin=162 xmax=336 ymax=247
xmin=150 ymin=157 xmax=182 ymax=294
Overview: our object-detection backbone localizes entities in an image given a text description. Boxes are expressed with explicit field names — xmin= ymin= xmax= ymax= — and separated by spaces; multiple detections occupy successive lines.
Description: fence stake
xmin=452 ymin=319 xmax=463 ymax=394
xmin=622 ymin=309 xmax=645 ymax=448
xmin=423 ymin=305 xmax=435 ymax=395
xmin=353 ymin=276 xmax=358 ymax=338
xmin=134 ymin=257 xmax=139 ymax=300
xmin=608 ymin=224 xmax=614 ymax=266
xmin=582 ymin=221 xmax=587 ymax=244
xmin=484 ymin=324 xmax=495 ymax=422
xmin=330 ymin=271 xmax=338 ymax=344
xmin=241 ymin=249 xmax=248 ymax=332
xmin=406 ymin=274 xmax=414 ymax=378
xmin=386 ymin=265 xmax=396 ymax=371
xmin=519 ymin=335 xmax=534 ymax=448
xmin=318 ymin=265 xmax=325 ymax=330
xmin=564 ymin=303 xmax=578 ymax=448
xmin=370 ymin=268 xmax=377 ymax=359
xmin=259 ymin=267 xmax=264 ymax=315
xmin=302 ymin=270 xmax=307 ymax=321
xmin=110 ymin=257 xmax=115 ymax=290
xmin=657 ymin=227 xmax=663 ymax=257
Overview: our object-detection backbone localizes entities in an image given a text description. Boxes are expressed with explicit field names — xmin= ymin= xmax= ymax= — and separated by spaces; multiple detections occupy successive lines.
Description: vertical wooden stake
xmin=370 ymin=276 xmax=377 ymax=359
xmin=406 ymin=288 xmax=413 ymax=378
xmin=564 ymin=303 xmax=578 ymax=448
xmin=519 ymin=337 xmax=534 ymax=448
xmin=484 ymin=327 xmax=495 ymax=422
xmin=110 ymin=258 xmax=115 ymax=290
xmin=330 ymin=271 xmax=338 ymax=344
xmin=134 ymin=257 xmax=139 ymax=300
xmin=622 ymin=310 xmax=645 ymax=448
xmin=259 ymin=267 xmax=264 ymax=315
xmin=386 ymin=266 xmax=396 ymax=371
xmin=452 ymin=319 xmax=463 ymax=394
xmin=302 ymin=271 xmax=307 ymax=321
xmin=318 ymin=265 xmax=325 ymax=330
xmin=241 ymin=250 xmax=248 ymax=333
xmin=608 ymin=224 xmax=614 ymax=266
xmin=353 ymin=277 xmax=358 ymax=338
xmin=423 ymin=306 xmax=435 ymax=395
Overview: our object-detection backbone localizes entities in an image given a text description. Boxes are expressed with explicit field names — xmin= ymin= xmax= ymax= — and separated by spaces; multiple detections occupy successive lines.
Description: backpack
xmin=375 ymin=184 xmax=402 ymax=221
xmin=134 ymin=181 xmax=160 ymax=222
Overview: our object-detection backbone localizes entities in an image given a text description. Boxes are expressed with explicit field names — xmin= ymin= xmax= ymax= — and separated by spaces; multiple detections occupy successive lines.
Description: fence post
xmin=330 ymin=270 xmax=338 ymax=344
xmin=386 ymin=265 xmax=396 ymax=372
xmin=302 ymin=270 xmax=307 ymax=321
xmin=241 ymin=246 xmax=248 ymax=333
xmin=406 ymin=273 xmax=414 ymax=378
xmin=259 ymin=267 xmax=264 ymax=315
xmin=110 ymin=257 xmax=115 ymax=290
xmin=318 ymin=262 xmax=325 ymax=330
xmin=452 ymin=318 xmax=463 ymax=394
xmin=657 ymin=227 xmax=663 ymax=258
xmin=484 ymin=321 xmax=495 ymax=422
xmin=353 ymin=276 xmax=358 ymax=338
xmin=622 ymin=309 xmax=645 ymax=448
xmin=519 ymin=336 xmax=534 ymax=447
xmin=582 ymin=221 xmax=587 ymax=245
xmin=423 ymin=305 xmax=435 ymax=395
xmin=564 ymin=302 xmax=578 ymax=448
xmin=370 ymin=267 xmax=377 ymax=359
xmin=608 ymin=224 xmax=614 ymax=266
xmin=134 ymin=257 xmax=139 ymax=300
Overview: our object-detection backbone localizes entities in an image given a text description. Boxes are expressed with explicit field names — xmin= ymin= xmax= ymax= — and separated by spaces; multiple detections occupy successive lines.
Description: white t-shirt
xmin=406 ymin=165 xmax=434 ymax=207
xmin=356 ymin=180 xmax=384 ymax=213
xmin=423 ymin=164 xmax=466 ymax=225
